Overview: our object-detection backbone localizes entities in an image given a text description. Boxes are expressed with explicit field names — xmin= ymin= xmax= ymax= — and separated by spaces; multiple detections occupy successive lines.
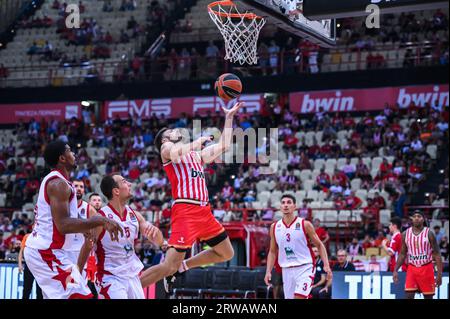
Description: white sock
xmin=178 ymin=260 xmax=189 ymax=273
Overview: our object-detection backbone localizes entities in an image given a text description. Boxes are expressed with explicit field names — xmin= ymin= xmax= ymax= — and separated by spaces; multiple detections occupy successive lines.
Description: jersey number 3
xmin=286 ymin=233 xmax=291 ymax=242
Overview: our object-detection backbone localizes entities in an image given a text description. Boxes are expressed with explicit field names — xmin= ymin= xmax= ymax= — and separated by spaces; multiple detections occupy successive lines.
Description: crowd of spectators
xmin=0 ymin=97 xmax=448 ymax=267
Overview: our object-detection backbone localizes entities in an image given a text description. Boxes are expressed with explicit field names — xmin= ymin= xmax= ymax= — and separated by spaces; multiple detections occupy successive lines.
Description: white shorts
xmin=24 ymin=247 xmax=93 ymax=299
xmin=65 ymin=251 xmax=90 ymax=279
xmin=97 ymin=274 xmax=144 ymax=299
xmin=282 ymin=263 xmax=316 ymax=299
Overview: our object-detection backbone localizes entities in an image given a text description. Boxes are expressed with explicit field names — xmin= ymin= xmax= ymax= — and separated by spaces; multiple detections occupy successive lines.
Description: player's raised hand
xmin=222 ymin=101 xmax=244 ymax=118
xmin=264 ymin=272 xmax=272 ymax=287
xmin=102 ymin=217 xmax=123 ymax=242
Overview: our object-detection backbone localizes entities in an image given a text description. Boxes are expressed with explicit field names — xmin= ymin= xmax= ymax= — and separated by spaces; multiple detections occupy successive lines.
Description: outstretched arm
xmin=161 ymin=136 xmax=211 ymax=163
xmin=264 ymin=223 xmax=278 ymax=286
xmin=305 ymin=221 xmax=332 ymax=282
xmin=48 ymin=178 xmax=123 ymax=240
xmin=201 ymin=102 xmax=244 ymax=164
xmin=428 ymin=231 xmax=443 ymax=287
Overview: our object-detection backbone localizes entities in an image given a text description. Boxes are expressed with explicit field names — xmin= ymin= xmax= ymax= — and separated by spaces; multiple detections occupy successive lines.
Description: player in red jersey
xmin=381 ymin=217 xmax=407 ymax=272
xmin=140 ymin=102 xmax=244 ymax=291
xmin=393 ymin=210 xmax=443 ymax=299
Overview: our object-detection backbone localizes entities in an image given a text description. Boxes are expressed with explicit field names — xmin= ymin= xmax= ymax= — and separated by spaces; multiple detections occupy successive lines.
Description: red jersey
xmin=163 ymin=151 xmax=209 ymax=202
xmin=405 ymin=227 xmax=433 ymax=267
xmin=387 ymin=231 xmax=407 ymax=272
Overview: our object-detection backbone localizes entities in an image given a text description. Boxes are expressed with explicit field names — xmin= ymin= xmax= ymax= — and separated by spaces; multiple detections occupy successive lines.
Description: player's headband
xmin=410 ymin=210 xmax=425 ymax=217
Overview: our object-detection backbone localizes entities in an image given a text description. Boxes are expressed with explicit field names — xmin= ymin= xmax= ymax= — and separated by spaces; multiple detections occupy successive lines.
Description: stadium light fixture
xmin=81 ymin=101 xmax=90 ymax=107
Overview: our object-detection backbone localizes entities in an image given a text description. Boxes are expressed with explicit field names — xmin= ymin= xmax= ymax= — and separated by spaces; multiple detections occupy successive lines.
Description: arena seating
xmin=0 ymin=1 xmax=447 ymax=87
xmin=0 ymin=0 xmax=172 ymax=87
xmin=172 ymin=266 xmax=264 ymax=299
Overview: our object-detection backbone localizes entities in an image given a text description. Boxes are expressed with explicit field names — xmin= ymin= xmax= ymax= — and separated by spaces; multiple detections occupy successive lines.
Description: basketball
xmin=214 ymin=73 xmax=242 ymax=102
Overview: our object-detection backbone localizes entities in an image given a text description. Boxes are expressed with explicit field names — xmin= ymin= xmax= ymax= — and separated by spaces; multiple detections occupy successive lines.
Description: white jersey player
xmin=24 ymin=140 xmax=123 ymax=299
xmin=265 ymin=194 xmax=332 ymax=299
xmin=64 ymin=180 xmax=97 ymax=265
xmin=77 ymin=174 xmax=163 ymax=299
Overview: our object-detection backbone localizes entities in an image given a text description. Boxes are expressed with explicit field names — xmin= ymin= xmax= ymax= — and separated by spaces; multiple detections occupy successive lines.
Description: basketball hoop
xmin=208 ymin=1 xmax=266 ymax=65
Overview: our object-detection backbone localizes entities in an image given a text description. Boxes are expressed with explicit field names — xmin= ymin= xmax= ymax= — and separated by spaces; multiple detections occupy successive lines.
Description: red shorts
xmin=168 ymin=203 xmax=226 ymax=250
xmin=405 ymin=263 xmax=436 ymax=295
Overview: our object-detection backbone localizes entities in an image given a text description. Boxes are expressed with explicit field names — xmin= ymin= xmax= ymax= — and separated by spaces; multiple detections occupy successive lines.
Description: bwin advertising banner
xmin=332 ymin=271 xmax=449 ymax=299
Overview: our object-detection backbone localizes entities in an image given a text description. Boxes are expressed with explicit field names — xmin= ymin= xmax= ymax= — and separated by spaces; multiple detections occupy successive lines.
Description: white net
xmin=208 ymin=2 xmax=266 ymax=65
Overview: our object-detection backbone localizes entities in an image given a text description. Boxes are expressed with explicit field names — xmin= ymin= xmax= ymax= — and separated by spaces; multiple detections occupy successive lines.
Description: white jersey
xmin=65 ymin=200 xmax=91 ymax=253
xmin=95 ymin=204 xmax=144 ymax=282
xmin=274 ymin=217 xmax=315 ymax=268
xmin=27 ymin=170 xmax=79 ymax=251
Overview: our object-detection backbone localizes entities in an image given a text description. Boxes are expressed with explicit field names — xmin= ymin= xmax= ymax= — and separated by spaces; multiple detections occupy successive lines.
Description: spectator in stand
xmin=433 ymin=225 xmax=445 ymax=243
xmin=361 ymin=234 xmax=375 ymax=254
xmin=322 ymin=124 xmax=337 ymax=142
xmin=310 ymin=246 xmax=330 ymax=299
xmin=329 ymin=180 xmax=343 ymax=198
xmin=372 ymin=192 xmax=386 ymax=209
xmin=332 ymin=250 xmax=356 ymax=271
xmin=347 ymin=237 xmax=363 ymax=259
xmin=120 ymin=29 xmax=130 ymax=43
xmin=103 ymin=0 xmax=114 ymax=12
xmin=52 ymin=0 xmax=61 ymax=9
xmin=221 ymin=181 xmax=234 ymax=200
xmin=308 ymin=140 xmax=321 ymax=160
xmin=127 ymin=15 xmax=137 ymax=29
xmin=373 ymin=230 xmax=386 ymax=247
xmin=268 ymin=40 xmax=280 ymax=75
xmin=213 ymin=201 xmax=227 ymax=221
xmin=333 ymin=169 xmax=349 ymax=188
xmin=206 ymin=40 xmax=219 ymax=59
xmin=367 ymin=255 xmax=381 ymax=272
xmin=298 ymin=199 xmax=312 ymax=220
xmin=78 ymin=1 xmax=85 ymax=13
xmin=315 ymin=168 xmax=331 ymax=191
xmin=313 ymin=218 xmax=330 ymax=252
xmin=342 ymin=158 xmax=356 ymax=179
xmin=343 ymin=190 xmax=363 ymax=209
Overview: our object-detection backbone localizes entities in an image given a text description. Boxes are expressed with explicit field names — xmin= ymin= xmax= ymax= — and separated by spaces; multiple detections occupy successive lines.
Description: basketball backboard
xmin=236 ymin=0 xmax=336 ymax=47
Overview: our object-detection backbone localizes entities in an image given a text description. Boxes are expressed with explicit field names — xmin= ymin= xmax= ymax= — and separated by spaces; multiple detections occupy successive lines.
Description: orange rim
xmin=207 ymin=0 xmax=263 ymax=20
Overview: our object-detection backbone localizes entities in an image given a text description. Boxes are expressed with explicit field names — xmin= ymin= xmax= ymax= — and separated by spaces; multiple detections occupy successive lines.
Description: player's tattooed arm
xmin=48 ymin=178 xmax=123 ymax=238
xmin=135 ymin=211 xmax=164 ymax=246
xmin=428 ymin=230 xmax=443 ymax=287
xmin=393 ymin=232 xmax=407 ymax=284
xmin=201 ymin=102 xmax=244 ymax=164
